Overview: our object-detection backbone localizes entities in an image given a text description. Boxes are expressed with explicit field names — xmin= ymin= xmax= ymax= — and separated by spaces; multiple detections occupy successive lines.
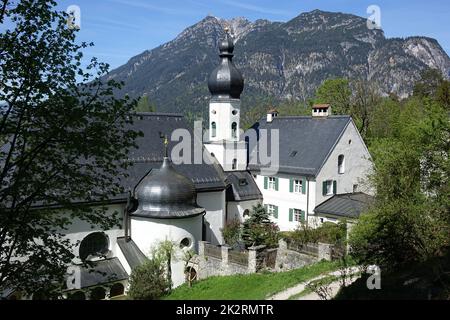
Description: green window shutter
xmin=274 ymin=206 xmax=278 ymax=219
xmin=289 ymin=178 xmax=293 ymax=192
xmin=301 ymin=210 xmax=306 ymax=222
xmin=333 ymin=180 xmax=337 ymax=195
xmin=302 ymin=178 xmax=306 ymax=194
xmin=275 ymin=177 xmax=279 ymax=191
xmin=322 ymin=181 xmax=327 ymax=196
xmin=289 ymin=208 xmax=293 ymax=222
xmin=264 ymin=177 xmax=268 ymax=189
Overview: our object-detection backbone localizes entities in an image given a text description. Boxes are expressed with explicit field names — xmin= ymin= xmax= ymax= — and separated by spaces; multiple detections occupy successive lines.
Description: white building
xmin=1 ymin=29 xmax=373 ymax=300
xmin=245 ymin=105 xmax=373 ymax=231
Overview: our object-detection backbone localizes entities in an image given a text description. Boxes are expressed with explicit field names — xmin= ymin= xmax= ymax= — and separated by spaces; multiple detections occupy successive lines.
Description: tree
xmin=350 ymin=79 xmax=382 ymax=139
xmin=313 ymin=78 xmax=352 ymax=115
xmin=135 ymin=95 xmax=156 ymax=112
xmin=0 ymin=0 xmax=139 ymax=296
xmin=127 ymin=259 xmax=170 ymax=300
xmin=242 ymin=204 xmax=279 ymax=248
xmin=349 ymin=97 xmax=450 ymax=271
xmin=153 ymin=240 xmax=176 ymax=291
xmin=413 ymin=68 xmax=444 ymax=98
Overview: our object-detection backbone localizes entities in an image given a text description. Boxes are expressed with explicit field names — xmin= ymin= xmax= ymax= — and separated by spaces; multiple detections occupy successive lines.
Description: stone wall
xmin=275 ymin=239 xmax=319 ymax=272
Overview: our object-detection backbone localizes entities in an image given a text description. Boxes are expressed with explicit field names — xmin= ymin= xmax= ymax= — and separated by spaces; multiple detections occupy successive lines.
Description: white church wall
xmin=197 ymin=190 xmax=225 ymax=245
xmin=130 ymin=215 xmax=202 ymax=288
xmin=226 ymin=199 xmax=261 ymax=223
xmin=57 ymin=204 xmax=126 ymax=264
xmin=208 ymin=100 xmax=241 ymax=142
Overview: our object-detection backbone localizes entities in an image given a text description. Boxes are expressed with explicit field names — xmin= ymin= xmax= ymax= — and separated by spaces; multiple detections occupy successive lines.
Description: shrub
xmin=221 ymin=219 xmax=242 ymax=249
xmin=127 ymin=259 xmax=170 ymax=300
xmin=242 ymin=204 xmax=279 ymax=248
xmin=282 ymin=221 xmax=347 ymax=246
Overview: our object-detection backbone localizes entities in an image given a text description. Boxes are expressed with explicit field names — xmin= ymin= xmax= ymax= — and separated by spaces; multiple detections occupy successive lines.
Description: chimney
xmin=266 ymin=108 xmax=279 ymax=123
xmin=312 ymin=104 xmax=331 ymax=117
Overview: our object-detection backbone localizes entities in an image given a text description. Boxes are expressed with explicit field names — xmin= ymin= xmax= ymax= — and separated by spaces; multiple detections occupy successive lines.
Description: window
xmin=211 ymin=122 xmax=216 ymax=138
xmin=232 ymin=109 xmax=238 ymax=115
xmin=353 ymin=184 xmax=358 ymax=192
xmin=239 ymin=178 xmax=248 ymax=186
xmin=320 ymin=218 xmax=324 ymax=223
xmin=79 ymin=232 xmax=109 ymax=261
xmin=243 ymin=209 xmax=250 ymax=217
xmin=338 ymin=155 xmax=345 ymax=174
xmin=232 ymin=159 xmax=237 ymax=170
xmin=293 ymin=179 xmax=303 ymax=193
xmin=110 ymin=283 xmax=125 ymax=298
xmin=323 ymin=180 xmax=336 ymax=196
xmin=268 ymin=177 xmax=276 ymax=190
xmin=231 ymin=122 xmax=237 ymax=138
xmin=267 ymin=204 xmax=278 ymax=218
xmin=290 ymin=151 xmax=297 ymax=157
xmin=180 ymin=237 xmax=191 ymax=249
xmin=293 ymin=209 xmax=304 ymax=222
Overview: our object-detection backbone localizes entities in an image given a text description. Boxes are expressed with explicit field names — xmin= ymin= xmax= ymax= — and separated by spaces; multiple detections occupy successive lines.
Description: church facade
xmin=1 ymin=30 xmax=373 ymax=300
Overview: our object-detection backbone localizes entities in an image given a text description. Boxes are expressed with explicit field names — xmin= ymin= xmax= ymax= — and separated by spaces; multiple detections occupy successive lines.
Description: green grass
xmin=164 ymin=260 xmax=342 ymax=300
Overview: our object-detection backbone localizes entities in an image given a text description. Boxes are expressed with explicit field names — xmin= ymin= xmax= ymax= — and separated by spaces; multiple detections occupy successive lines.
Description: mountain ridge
xmin=106 ymin=9 xmax=450 ymax=115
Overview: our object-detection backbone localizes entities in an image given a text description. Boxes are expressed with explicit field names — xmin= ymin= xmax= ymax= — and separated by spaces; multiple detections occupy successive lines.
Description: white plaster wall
xmin=253 ymin=174 xmax=316 ymax=231
xmin=226 ymin=199 xmax=261 ymax=223
xmin=208 ymin=100 xmax=240 ymax=142
xmin=205 ymin=141 xmax=247 ymax=171
xmin=315 ymin=120 xmax=373 ymax=207
xmin=130 ymin=215 xmax=202 ymax=288
xmin=197 ymin=190 xmax=226 ymax=245
xmin=58 ymin=204 xmax=126 ymax=264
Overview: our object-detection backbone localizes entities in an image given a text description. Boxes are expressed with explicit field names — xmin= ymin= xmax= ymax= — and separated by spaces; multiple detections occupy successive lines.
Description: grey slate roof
xmin=79 ymin=258 xmax=128 ymax=288
xmin=243 ymin=115 xmax=351 ymax=177
xmin=225 ymin=171 xmax=262 ymax=201
xmin=314 ymin=192 xmax=374 ymax=219
xmin=112 ymin=113 xmax=227 ymax=201
xmin=116 ymin=237 xmax=147 ymax=270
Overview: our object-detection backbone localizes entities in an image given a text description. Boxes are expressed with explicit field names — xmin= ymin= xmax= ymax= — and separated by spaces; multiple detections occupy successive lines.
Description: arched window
xmin=338 ymin=154 xmax=345 ymax=174
xmin=243 ymin=209 xmax=250 ymax=217
xmin=232 ymin=159 xmax=237 ymax=170
xmin=90 ymin=287 xmax=106 ymax=300
xmin=67 ymin=291 xmax=86 ymax=300
xmin=211 ymin=122 xmax=216 ymax=138
xmin=109 ymin=283 xmax=125 ymax=298
xmin=231 ymin=122 xmax=237 ymax=138
xmin=79 ymin=232 xmax=109 ymax=261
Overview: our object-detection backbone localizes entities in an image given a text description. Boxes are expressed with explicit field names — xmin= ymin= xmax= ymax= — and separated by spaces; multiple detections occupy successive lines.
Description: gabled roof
xmin=314 ymin=192 xmax=374 ymax=219
xmin=244 ymin=115 xmax=351 ymax=177
xmin=225 ymin=171 xmax=262 ymax=202
xmin=111 ymin=113 xmax=227 ymax=202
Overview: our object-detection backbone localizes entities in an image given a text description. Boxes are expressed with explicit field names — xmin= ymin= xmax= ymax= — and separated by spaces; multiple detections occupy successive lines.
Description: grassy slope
xmin=164 ymin=260 xmax=341 ymax=300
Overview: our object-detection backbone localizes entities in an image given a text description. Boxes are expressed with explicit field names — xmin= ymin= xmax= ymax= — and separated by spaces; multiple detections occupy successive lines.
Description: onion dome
xmin=132 ymin=157 xmax=205 ymax=219
xmin=207 ymin=30 xmax=244 ymax=100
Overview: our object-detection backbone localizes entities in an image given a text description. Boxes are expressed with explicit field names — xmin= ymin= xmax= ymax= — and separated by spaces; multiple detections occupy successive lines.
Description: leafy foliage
xmin=221 ymin=219 xmax=242 ymax=249
xmin=281 ymin=221 xmax=347 ymax=246
xmin=242 ymin=204 xmax=279 ymax=248
xmin=0 ymin=0 xmax=139 ymax=295
xmin=127 ymin=259 xmax=170 ymax=300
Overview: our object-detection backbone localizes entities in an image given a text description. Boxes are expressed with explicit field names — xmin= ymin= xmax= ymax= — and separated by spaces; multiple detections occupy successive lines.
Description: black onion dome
xmin=132 ymin=157 xmax=205 ymax=219
xmin=207 ymin=32 xmax=244 ymax=100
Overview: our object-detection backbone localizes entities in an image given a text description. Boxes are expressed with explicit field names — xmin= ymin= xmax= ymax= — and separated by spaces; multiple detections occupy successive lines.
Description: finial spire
xmin=159 ymin=131 xmax=169 ymax=158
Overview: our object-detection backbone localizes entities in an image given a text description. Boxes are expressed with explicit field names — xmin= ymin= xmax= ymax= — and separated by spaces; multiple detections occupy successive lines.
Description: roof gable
xmin=244 ymin=115 xmax=351 ymax=176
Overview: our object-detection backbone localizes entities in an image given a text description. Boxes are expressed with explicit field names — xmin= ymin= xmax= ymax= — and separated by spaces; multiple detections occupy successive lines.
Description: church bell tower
xmin=205 ymin=28 xmax=246 ymax=172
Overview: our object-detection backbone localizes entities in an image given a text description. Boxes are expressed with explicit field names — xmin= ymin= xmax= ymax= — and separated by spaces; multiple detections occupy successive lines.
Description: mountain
xmin=106 ymin=10 xmax=450 ymax=116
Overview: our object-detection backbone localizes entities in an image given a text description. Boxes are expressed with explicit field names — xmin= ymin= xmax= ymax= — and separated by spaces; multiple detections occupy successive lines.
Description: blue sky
xmin=53 ymin=0 xmax=449 ymax=69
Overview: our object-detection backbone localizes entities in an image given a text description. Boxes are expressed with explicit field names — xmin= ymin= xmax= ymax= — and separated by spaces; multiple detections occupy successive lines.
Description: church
xmin=2 ymin=30 xmax=373 ymax=300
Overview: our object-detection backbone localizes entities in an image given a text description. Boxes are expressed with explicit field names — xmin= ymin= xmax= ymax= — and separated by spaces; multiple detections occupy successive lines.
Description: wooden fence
xmin=228 ymin=250 xmax=249 ymax=266
xmin=287 ymin=242 xmax=319 ymax=257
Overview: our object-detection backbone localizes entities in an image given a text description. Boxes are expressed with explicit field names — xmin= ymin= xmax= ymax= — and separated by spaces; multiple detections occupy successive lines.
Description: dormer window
xmin=338 ymin=154 xmax=345 ymax=174
xmin=239 ymin=178 xmax=248 ymax=186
